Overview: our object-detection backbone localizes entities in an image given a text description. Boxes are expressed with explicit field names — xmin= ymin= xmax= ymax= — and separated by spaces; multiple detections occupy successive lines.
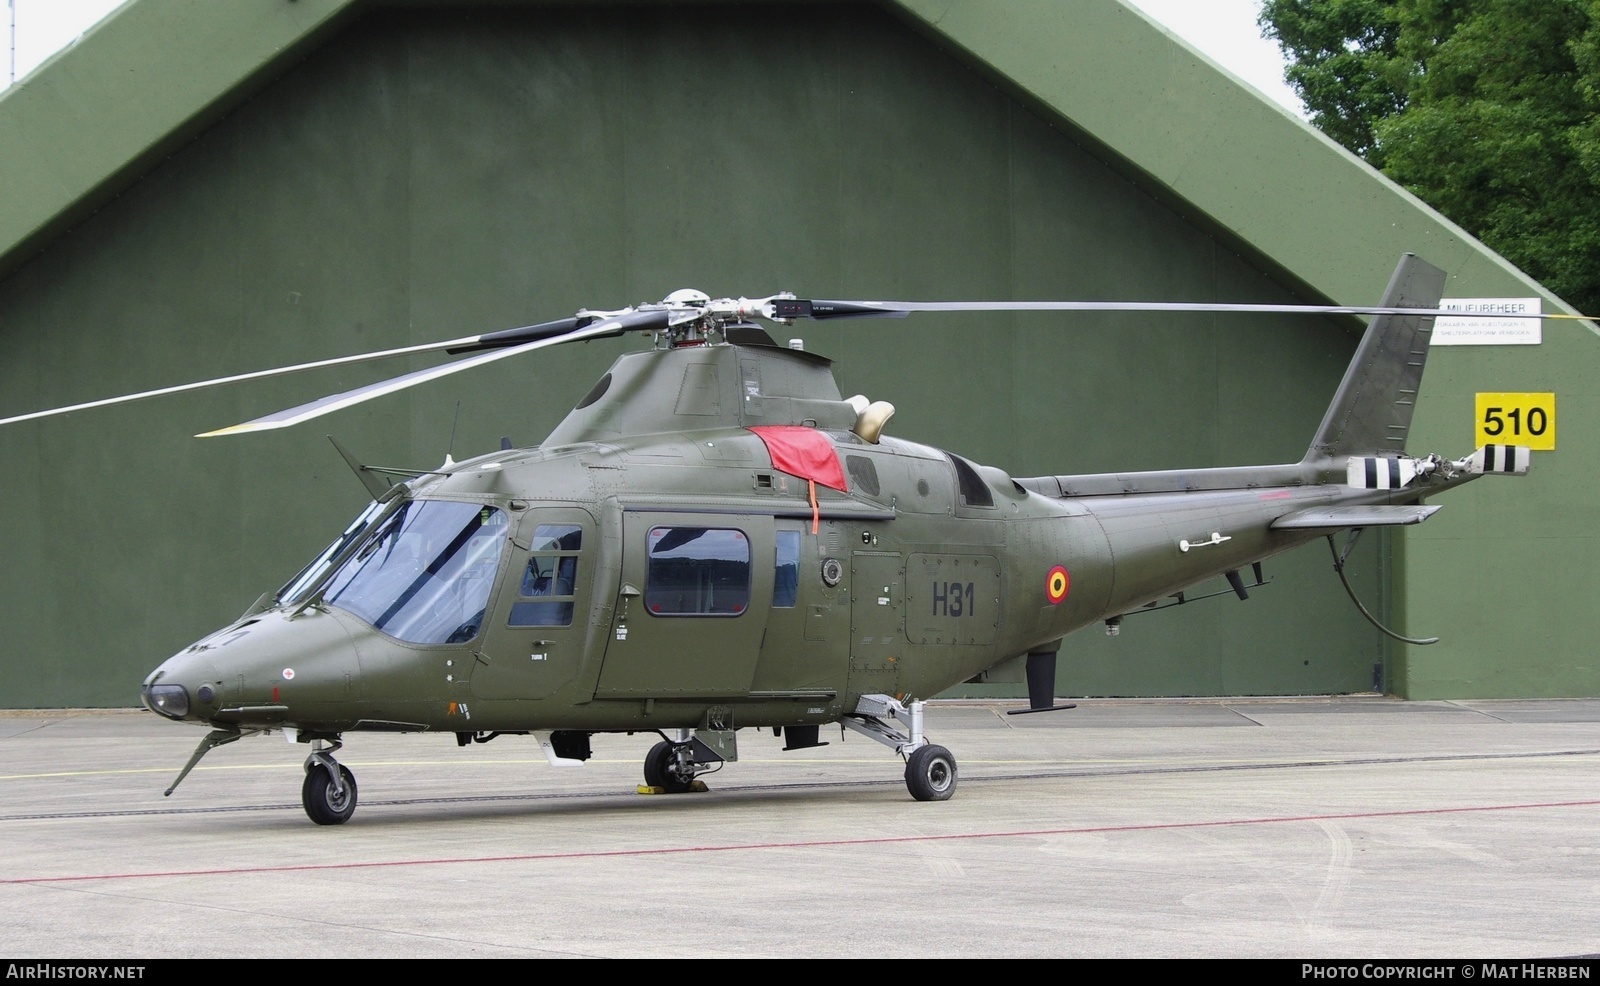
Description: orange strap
xmin=808 ymin=479 xmax=819 ymax=535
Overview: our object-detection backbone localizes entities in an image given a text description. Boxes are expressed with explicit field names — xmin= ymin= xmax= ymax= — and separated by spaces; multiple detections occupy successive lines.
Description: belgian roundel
xmin=1045 ymin=565 xmax=1069 ymax=605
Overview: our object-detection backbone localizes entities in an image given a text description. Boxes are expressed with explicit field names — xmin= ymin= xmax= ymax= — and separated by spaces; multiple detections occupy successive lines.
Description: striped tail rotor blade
xmin=1346 ymin=456 xmax=1419 ymax=490
xmin=1463 ymin=445 xmax=1532 ymax=476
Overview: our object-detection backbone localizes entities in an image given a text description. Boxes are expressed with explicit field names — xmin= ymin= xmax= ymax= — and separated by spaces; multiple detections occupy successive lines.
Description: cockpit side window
xmin=509 ymin=524 xmax=582 ymax=627
xmin=323 ymin=500 xmax=508 ymax=645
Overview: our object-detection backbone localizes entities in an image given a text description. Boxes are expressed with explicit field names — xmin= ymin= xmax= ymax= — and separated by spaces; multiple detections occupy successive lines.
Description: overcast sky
xmin=1125 ymin=0 xmax=1305 ymax=117
xmin=4 ymin=0 xmax=1305 ymax=118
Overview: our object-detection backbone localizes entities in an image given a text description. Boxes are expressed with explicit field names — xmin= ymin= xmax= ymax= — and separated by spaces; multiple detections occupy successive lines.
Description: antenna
xmin=8 ymin=0 xmax=15 ymax=86
xmin=446 ymin=400 xmax=462 ymax=462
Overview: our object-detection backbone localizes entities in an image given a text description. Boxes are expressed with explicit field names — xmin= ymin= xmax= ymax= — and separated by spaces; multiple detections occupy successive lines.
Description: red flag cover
xmin=747 ymin=426 xmax=848 ymax=492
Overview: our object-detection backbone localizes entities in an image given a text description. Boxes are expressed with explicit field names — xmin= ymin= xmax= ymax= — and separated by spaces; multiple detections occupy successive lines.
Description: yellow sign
xmin=1475 ymin=393 xmax=1555 ymax=450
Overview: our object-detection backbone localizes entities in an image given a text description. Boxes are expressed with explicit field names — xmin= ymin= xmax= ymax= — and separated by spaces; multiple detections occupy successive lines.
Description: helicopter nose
xmin=142 ymin=609 xmax=360 ymax=726
xmin=142 ymin=650 xmax=221 ymax=722
xmin=141 ymin=673 xmax=231 ymax=720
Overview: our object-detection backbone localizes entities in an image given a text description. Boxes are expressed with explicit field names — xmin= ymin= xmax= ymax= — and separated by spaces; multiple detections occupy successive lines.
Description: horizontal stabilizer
xmin=1346 ymin=456 xmax=1418 ymax=490
xmin=1461 ymin=445 xmax=1531 ymax=476
xmin=1272 ymin=504 xmax=1442 ymax=530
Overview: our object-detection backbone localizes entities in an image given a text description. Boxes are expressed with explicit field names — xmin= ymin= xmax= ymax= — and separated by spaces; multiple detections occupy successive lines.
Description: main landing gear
xmin=640 ymin=729 xmax=722 ymax=794
xmin=302 ymin=738 xmax=357 ymax=825
xmin=842 ymin=694 xmax=958 ymax=802
xmin=904 ymin=744 xmax=957 ymax=801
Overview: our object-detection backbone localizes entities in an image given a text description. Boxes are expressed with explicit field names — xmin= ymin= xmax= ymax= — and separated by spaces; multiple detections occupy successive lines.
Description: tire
xmin=302 ymin=763 xmax=358 ymax=825
xmin=643 ymin=741 xmax=694 ymax=794
xmin=905 ymin=744 xmax=957 ymax=802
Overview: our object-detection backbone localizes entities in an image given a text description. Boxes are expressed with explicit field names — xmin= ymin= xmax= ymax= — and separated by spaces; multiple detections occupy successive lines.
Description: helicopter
xmin=2 ymin=253 xmax=1532 ymax=824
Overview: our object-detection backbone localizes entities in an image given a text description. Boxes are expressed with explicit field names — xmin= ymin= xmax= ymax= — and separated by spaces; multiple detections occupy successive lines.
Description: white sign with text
xmin=1432 ymin=297 xmax=1542 ymax=345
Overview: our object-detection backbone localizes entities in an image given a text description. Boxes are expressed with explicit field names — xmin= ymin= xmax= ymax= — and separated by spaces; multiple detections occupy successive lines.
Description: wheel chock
xmin=634 ymin=781 xmax=711 ymax=795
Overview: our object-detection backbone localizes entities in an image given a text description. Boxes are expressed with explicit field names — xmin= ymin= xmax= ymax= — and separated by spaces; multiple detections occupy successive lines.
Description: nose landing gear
xmin=302 ymin=739 xmax=358 ymax=825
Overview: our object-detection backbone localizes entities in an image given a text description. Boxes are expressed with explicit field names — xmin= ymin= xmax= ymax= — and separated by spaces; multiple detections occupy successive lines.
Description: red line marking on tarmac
xmin=8 ymin=798 xmax=1598 ymax=886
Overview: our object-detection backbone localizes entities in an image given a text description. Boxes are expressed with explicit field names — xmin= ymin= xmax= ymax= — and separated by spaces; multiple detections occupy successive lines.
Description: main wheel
xmin=905 ymin=744 xmax=957 ymax=802
xmin=643 ymin=741 xmax=694 ymax=794
xmin=302 ymin=763 xmax=358 ymax=825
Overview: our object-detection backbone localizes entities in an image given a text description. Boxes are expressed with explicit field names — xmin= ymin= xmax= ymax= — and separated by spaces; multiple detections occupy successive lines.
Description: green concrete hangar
xmin=0 ymin=0 xmax=1590 ymax=708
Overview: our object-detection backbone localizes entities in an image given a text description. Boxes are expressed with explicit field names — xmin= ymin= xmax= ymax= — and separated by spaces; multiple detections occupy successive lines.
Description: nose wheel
xmin=302 ymin=740 xmax=358 ymax=825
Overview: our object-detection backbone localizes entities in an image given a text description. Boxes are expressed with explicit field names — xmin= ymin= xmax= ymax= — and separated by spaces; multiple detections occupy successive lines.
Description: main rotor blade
xmin=0 ymin=333 xmax=486 ymax=428
xmin=445 ymin=316 xmax=585 ymax=354
xmin=770 ymin=299 xmax=1561 ymax=320
xmin=0 ymin=310 xmax=640 ymax=429
xmin=196 ymin=309 xmax=666 ymax=437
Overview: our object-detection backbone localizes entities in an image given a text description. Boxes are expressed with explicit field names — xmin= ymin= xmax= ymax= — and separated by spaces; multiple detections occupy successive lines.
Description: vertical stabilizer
xmin=1306 ymin=254 xmax=1446 ymax=459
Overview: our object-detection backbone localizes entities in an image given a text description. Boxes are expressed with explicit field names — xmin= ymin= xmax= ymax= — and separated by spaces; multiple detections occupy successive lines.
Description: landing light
xmin=142 ymin=684 xmax=189 ymax=719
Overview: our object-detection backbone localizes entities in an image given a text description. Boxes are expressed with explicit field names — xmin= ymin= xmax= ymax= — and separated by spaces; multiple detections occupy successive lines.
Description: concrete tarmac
xmin=2 ymin=697 xmax=1599 ymax=959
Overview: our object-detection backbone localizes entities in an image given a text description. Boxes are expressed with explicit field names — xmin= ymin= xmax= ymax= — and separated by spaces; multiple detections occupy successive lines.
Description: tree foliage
xmin=1260 ymin=0 xmax=1600 ymax=315
xmin=1258 ymin=0 xmax=1405 ymax=161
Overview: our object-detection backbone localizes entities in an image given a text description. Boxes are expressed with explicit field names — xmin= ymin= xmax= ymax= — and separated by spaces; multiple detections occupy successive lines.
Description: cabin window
xmin=646 ymin=527 xmax=750 ymax=616
xmin=323 ymin=500 xmax=508 ymax=645
xmin=509 ymin=524 xmax=582 ymax=627
xmin=773 ymin=530 xmax=801 ymax=608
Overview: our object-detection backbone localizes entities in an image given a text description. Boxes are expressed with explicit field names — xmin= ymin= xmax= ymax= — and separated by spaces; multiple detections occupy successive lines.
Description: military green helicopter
xmin=2 ymin=254 xmax=1532 ymax=824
